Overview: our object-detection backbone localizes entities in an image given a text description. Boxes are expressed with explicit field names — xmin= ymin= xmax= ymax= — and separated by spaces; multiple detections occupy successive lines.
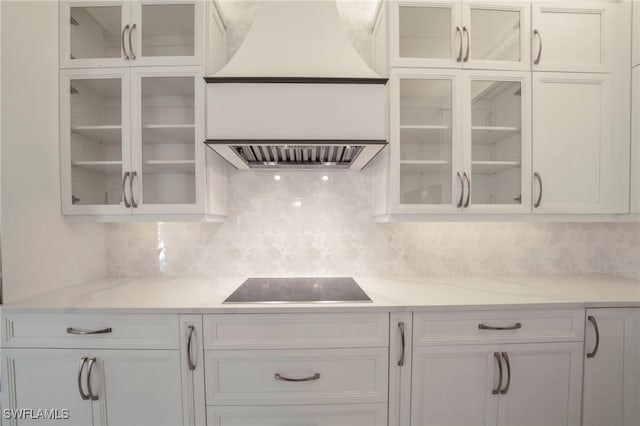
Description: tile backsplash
xmin=107 ymin=171 xmax=640 ymax=280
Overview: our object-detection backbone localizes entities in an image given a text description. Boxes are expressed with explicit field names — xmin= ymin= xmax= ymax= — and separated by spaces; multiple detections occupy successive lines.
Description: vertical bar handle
xmin=455 ymin=27 xmax=463 ymax=62
xmin=457 ymin=172 xmax=464 ymax=208
xmin=121 ymin=24 xmax=130 ymax=60
xmin=492 ymin=352 xmax=503 ymax=395
xmin=187 ymin=325 xmax=196 ymax=371
xmin=129 ymin=23 xmax=137 ymax=60
xmin=534 ymin=172 xmax=543 ymax=208
xmin=78 ymin=357 xmax=90 ymax=400
xmin=397 ymin=322 xmax=406 ymax=366
xmin=86 ymin=357 xmax=99 ymax=401
xmin=587 ymin=315 xmax=600 ymax=358
xmin=122 ymin=172 xmax=131 ymax=208
xmin=463 ymin=172 xmax=471 ymax=208
xmin=129 ymin=171 xmax=138 ymax=208
xmin=500 ymin=352 xmax=511 ymax=395
xmin=463 ymin=26 xmax=470 ymax=62
xmin=533 ymin=29 xmax=542 ymax=65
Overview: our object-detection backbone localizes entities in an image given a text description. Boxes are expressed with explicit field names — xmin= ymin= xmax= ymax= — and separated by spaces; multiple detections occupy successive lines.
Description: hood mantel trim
xmin=204 ymin=77 xmax=388 ymax=85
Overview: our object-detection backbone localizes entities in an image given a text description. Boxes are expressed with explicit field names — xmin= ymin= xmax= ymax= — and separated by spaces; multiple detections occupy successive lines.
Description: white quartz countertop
xmin=2 ymin=274 xmax=639 ymax=313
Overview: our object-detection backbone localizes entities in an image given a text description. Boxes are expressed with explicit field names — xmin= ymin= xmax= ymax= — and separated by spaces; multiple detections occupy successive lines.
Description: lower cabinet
xmin=582 ymin=308 xmax=640 ymax=426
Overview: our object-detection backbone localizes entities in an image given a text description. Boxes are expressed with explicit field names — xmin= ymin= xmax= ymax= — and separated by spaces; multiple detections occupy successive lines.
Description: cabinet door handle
xmin=187 ymin=325 xmax=196 ymax=371
xmin=86 ymin=357 xmax=99 ymax=401
xmin=479 ymin=322 xmax=521 ymax=331
xmin=462 ymin=26 xmax=470 ymax=62
xmin=130 ymin=171 xmax=138 ymax=208
xmin=121 ymin=24 xmax=130 ymax=60
xmin=121 ymin=171 xmax=131 ymax=208
xmin=129 ymin=23 xmax=137 ymax=60
xmin=500 ymin=352 xmax=511 ymax=394
xmin=534 ymin=172 xmax=543 ymax=208
xmin=397 ymin=322 xmax=406 ymax=366
xmin=67 ymin=327 xmax=113 ymax=335
xmin=587 ymin=315 xmax=600 ymax=358
xmin=456 ymin=172 xmax=464 ymax=208
xmin=533 ymin=29 xmax=542 ymax=65
xmin=492 ymin=352 xmax=503 ymax=395
xmin=463 ymin=172 xmax=471 ymax=207
xmin=455 ymin=27 xmax=463 ymax=62
xmin=78 ymin=357 xmax=90 ymax=400
xmin=275 ymin=373 xmax=321 ymax=382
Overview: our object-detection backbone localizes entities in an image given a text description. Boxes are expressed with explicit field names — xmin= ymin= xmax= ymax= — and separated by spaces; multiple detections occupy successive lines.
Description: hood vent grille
xmin=232 ymin=144 xmax=365 ymax=169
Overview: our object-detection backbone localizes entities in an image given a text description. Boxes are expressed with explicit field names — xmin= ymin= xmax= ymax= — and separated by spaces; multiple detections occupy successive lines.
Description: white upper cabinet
xmin=60 ymin=0 xmax=204 ymax=69
xmin=531 ymin=2 xmax=617 ymax=73
xmin=389 ymin=68 xmax=530 ymax=214
xmin=389 ymin=0 xmax=530 ymax=70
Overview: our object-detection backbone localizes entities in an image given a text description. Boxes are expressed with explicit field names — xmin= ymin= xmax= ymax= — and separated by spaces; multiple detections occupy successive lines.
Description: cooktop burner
xmin=223 ymin=277 xmax=371 ymax=303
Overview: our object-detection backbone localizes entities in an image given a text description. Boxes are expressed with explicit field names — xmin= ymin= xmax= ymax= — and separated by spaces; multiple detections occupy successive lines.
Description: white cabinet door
xmin=180 ymin=315 xmax=206 ymax=426
xmin=130 ymin=0 xmax=205 ymax=67
xmin=90 ymin=350 xmax=184 ymax=426
xmin=60 ymin=68 xmax=133 ymax=216
xmin=1 ymin=349 xmax=94 ymax=426
xmin=583 ymin=309 xmax=640 ymax=426
xmin=411 ymin=345 xmax=499 ymax=426
xmin=531 ymin=2 xmax=616 ymax=73
xmin=532 ymin=72 xmax=616 ymax=213
xmin=461 ymin=1 xmax=530 ymax=71
xmin=130 ymin=66 xmax=205 ymax=214
xmin=496 ymin=342 xmax=583 ymax=426
xmin=389 ymin=0 xmax=463 ymax=69
xmin=390 ymin=69 xmax=464 ymax=214
xmin=632 ymin=66 xmax=640 ymax=213
xmin=60 ymin=1 xmax=132 ymax=69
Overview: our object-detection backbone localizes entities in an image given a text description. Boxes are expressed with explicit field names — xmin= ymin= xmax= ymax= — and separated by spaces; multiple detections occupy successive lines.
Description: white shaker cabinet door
xmin=532 ymin=72 xmax=621 ymax=213
xmin=90 ymin=350 xmax=184 ymax=426
xmin=411 ymin=345 xmax=499 ymax=426
xmin=632 ymin=66 xmax=640 ymax=213
xmin=583 ymin=309 xmax=640 ymax=426
xmin=1 ymin=349 xmax=94 ymax=426
xmin=496 ymin=342 xmax=583 ymax=426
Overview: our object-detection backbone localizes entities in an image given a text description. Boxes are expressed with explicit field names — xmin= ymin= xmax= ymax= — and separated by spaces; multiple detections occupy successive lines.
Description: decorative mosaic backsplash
xmin=107 ymin=171 xmax=640 ymax=280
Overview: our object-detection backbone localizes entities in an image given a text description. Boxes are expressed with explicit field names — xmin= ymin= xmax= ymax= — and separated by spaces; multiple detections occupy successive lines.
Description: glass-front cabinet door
xmin=60 ymin=1 xmax=131 ymax=69
xmin=389 ymin=1 xmax=529 ymax=70
xmin=131 ymin=0 xmax=204 ymax=66
xmin=463 ymin=72 xmax=531 ymax=213
xmin=131 ymin=67 xmax=205 ymax=214
xmin=60 ymin=69 xmax=132 ymax=215
xmin=390 ymin=69 xmax=463 ymax=213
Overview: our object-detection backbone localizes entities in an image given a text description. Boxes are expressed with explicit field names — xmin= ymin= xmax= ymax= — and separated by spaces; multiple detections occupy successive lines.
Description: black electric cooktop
xmin=223 ymin=277 xmax=372 ymax=303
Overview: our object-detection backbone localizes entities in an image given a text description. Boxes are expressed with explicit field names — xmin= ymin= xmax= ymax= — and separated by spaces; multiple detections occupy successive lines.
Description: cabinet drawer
xmin=207 ymin=404 xmax=388 ymax=426
xmin=203 ymin=313 xmax=389 ymax=349
xmin=2 ymin=313 xmax=179 ymax=349
xmin=205 ymin=348 xmax=388 ymax=405
xmin=414 ymin=309 xmax=584 ymax=345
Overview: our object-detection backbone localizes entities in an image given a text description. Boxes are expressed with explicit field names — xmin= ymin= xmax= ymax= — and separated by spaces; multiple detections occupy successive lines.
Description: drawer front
xmin=203 ymin=313 xmax=389 ymax=349
xmin=205 ymin=348 xmax=388 ymax=405
xmin=207 ymin=404 xmax=388 ymax=426
xmin=2 ymin=313 xmax=179 ymax=349
xmin=414 ymin=309 xmax=584 ymax=345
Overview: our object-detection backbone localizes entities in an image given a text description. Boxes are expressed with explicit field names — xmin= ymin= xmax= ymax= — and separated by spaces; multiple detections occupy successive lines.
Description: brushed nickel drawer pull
xmin=86 ymin=357 xmax=99 ymax=401
xmin=67 ymin=327 xmax=113 ymax=335
xmin=275 ymin=373 xmax=321 ymax=382
xmin=187 ymin=325 xmax=196 ymax=371
xmin=78 ymin=357 xmax=90 ymax=400
xmin=398 ymin=322 xmax=406 ymax=366
xmin=478 ymin=322 xmax=522 ymax=331
xmin=455 ymin=26 xmax=463 ymax=62
xmin=587 ymin=315 xmax=600 ymax=358
xmin=500 ymin=352 xmax=511 ymax=394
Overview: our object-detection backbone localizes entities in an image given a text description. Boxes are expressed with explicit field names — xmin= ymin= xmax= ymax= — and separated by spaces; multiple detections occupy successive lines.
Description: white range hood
xmin=205 ymin=0 xmax=388 ymax=170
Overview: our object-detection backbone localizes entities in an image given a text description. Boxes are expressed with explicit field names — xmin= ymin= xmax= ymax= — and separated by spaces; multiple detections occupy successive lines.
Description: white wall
xmin=107 ymin=171 xmax=640 ymax=280
xmin=1 ymin=1 xmax=106 ymax=303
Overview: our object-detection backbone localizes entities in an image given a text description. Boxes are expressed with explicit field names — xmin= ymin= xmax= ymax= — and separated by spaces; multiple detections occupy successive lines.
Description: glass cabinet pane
xmin=141 ymin=4 xmax=195 ymax=58
xmin=69 ymin=78 xmax=124 ymax=206
xmin=399 ymin=6 xmax=452 ymax=59
xmin=399 ymin=79 xmax=453 ymax=205
xmin=469 ymin=8 xmax=521 ymax=63
xmin=470 ymin=80 xmax=522 ymax=205
xmin=70 ymin=6 xmax=123 ymax=60
xmin=140 ymin=76 xmax=196 ymax=205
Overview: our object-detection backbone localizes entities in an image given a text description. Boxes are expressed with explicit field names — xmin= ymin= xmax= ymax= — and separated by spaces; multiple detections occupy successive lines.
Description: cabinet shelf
xmin=400 ymin=160 xmax=451 ymax=173
xmin=72 ymin=125 xmax=122 ymax=145
xmin=400 ymin=125 xmax=451 ymax=130
xmin=142 ymin=160 xmax=195 ymax=174
xmin=471 ymin=126 xmax=520 ymax=145
xmin=142 ymin=124 xmax=195 ymax=144
xmin=72 ymin=160 xmax=122 ymax=174
xmin=472 ymin=161 xmax=520 ymax=174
